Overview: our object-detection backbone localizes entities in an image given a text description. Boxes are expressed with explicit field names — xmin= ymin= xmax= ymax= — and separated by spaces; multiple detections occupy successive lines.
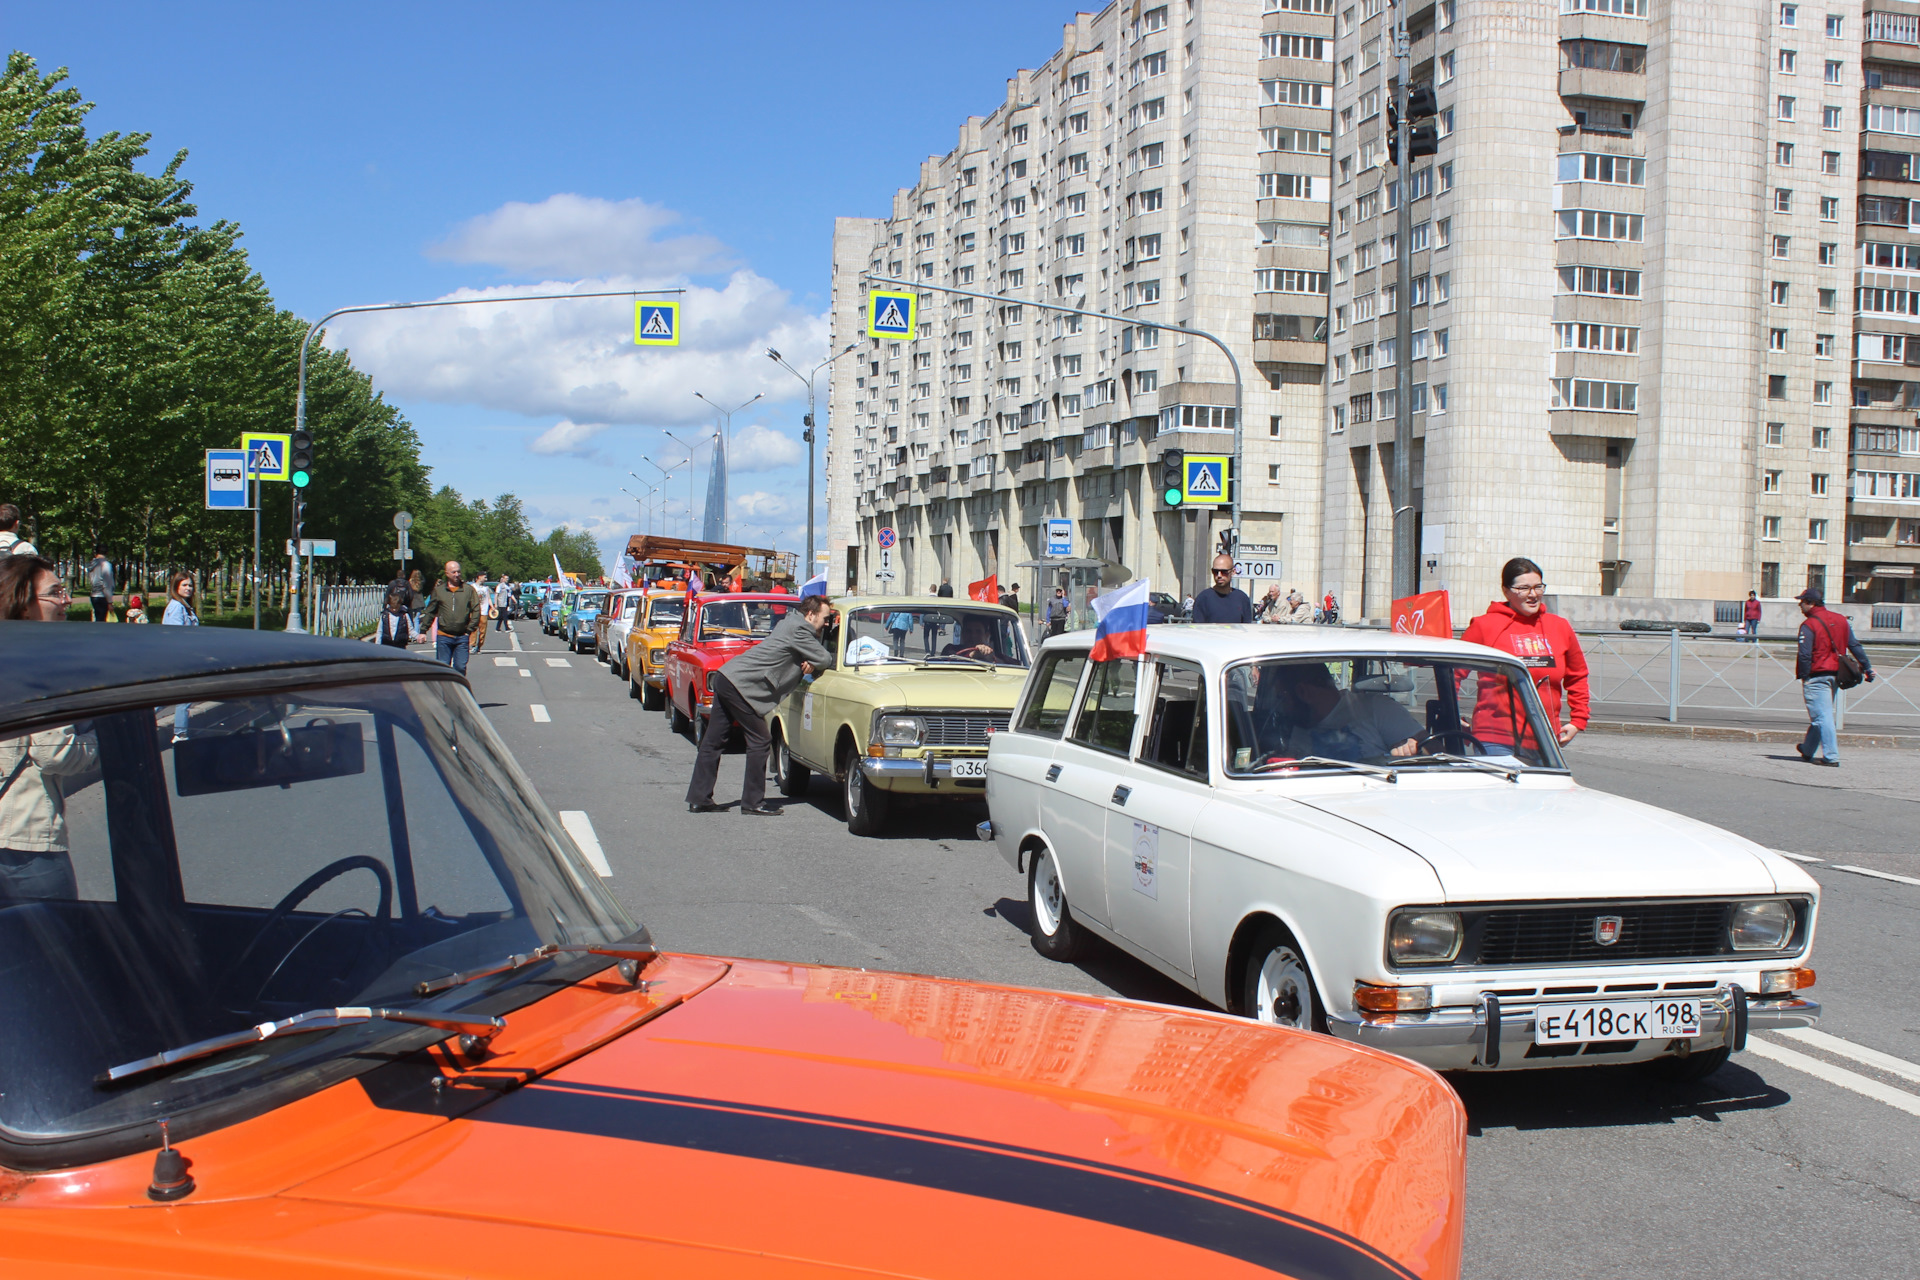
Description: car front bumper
xmin=1326 ymin=987 xmax=1819 ymax=1070
xmin=857 ymin=754 xmax=990 ymax=795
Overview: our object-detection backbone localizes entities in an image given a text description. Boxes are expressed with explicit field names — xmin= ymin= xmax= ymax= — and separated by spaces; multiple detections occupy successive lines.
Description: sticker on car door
xmin=1132 ymin=821 xmax=1159 ymax=899
xmin=803 ymin=692 xmax=814 ymax=733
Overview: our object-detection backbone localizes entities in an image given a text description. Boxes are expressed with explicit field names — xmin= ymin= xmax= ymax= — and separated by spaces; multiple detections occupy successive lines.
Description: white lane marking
xmin=558 ymin=811 xmax=613 ymax=877
xmin=519 ymin=669 xmax=532 ymax=678
xmin=1831 ymin=863 xmax=1920 ymax=888
xmin=494 ymin=657 xmax=519 ymax=667
xmin=546 ymin=657 xmax=572 ymax=668
xmin=1776 ymin=1028 xmax=1920 ymax=1086
xmin=1775 ymin=851 xmax=1825 ymax=863
xmin=792 ymin=904 xmax=895 ymax=964
xmin=510 ymin=627 xmax=523 ymax=652
xmin=1746 ymin=1037 xmax=1920 ymax=1118
xmin=530 ymin=705 xmax=550 ymax=723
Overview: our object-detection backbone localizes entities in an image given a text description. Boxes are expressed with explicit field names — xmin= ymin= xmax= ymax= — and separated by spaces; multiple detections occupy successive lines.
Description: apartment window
xmin=1339 ymin=155 xmax=1354 ymax=183
xmin=1253 ymin=268 xmax=1329 ymax=294
xmin=1350 ymin=393 xmax=1373 ymax=422
xmin=1822 ymin=105 xmax=1842 ymax=130
xmin=1764 ymin=469 xmax=1782 ymax=494
xmin=1557 ymin=210 xmax=1645 ymax=241
xmin=1434 ymin=274 xmax=1451 ymax=303
xmin=1777 ymin=96 xmax=1795 ymax=120
xmin=1140 ymin=188 xmax=1164 ymax=211
xmin=1819 ymin=241 xmax=1837 ymax=264
xmin=1336 ymin=205 xmax=1350 ymax=235
xmin=1766 ymin=421 xmax=1786 ymax=446
xmin=1762 ymin=516 xmax=1782 ymax=541
xmin=1825 ymin=59 xmax=1843 ymax=84
xmin=1558 ymin=153 xmax=1646 ymax=185
xmin=1436 ymin=217 xmax=1451 ymax=248
xmin=1866 ymin=104 xmax=1920 ymax=136
xmin=1357 ymin=191 xmax=1380 ymax=220
xmin=1821 ymin=151 xmax=1840 ymax=174
xmin=1772 ymin=235 xmax=1791 ymax=258
xmin=1770 ymin=280 xmax=1789 ymax=305
xmin=1139 ymin=142 xmax=1165 ymax=169
xmin=1411 ymin=274 xmax=1430 ymax=305
xmin=1551 ymin=378 xmax=1639 ymax=411
xmin=1136 ymin=369 xmax=1160 ymax=392
xmin=1438 ymin=52 xmax=1455 ymax=83
xmin=1768 ymin=375 xmax=1788 ymax=398
xmin=1826 ymin=13 xmax=1842 ymax=36
xmin=1138 ymin=279 xmax=1161 ymax=303
xmin=1814 ymin=381 xmax=1833 ymax=404
xmin=1339 ymin=57 xmax=1355 ymax=84
xmin=1774 ymin=188 xmax=1793 ymax=212
xmin=1559 ymin=266 xmax=1642 ymax=297
xmin=1263 ymin=79 xmax=1327 ymax=106
xmin=1555 ymin=322 xmax=1639 ymax=353
xmin=1780 ymin=49 xmax=1798 ymax=74
xmin=1354 ymin=291 xmax=1377 ymax=321
xmin=1820 ymin=196 xmax=1838 ymax=220
xmin=1811 ymin=473 xmax=1829 ymax=496
xmin=1067 ymin=111 xmax=1089 ymax=134
xmin=1333 ymin=305 xmax=1349 ymax=332
xmin=1776 ymin=142 xmax=1794 ymax=166
xmin=1261 ymin=127 xmax=1330 ymax=154
xmin=1867 ymin=11 xmax=1920 ymax=42
xmin=1263 ymin=33 xmax=1329 ymax=60
xmin=1330 ymin=405 xmax=1347 ymax=433
xmin=1780 ymin=4 xmax=1797 ymax=26
xmin=1353 ymin=343 xmax=1374 ymax=372
xmin=1819 ymin=287 xmax=1836 ymax=311
xmin=1809 ymin=518 xmax=1828 ymax=543
xmin=1141 ymin=51 xmax=1168 ymax=78
xmin=1431 ymin=383 xmax=1448 ymax=413
xmin=1761 ymin=562 xmax=1781 ymax=596
xmin=1069 ymin=71 xmax=1091 ymax=95
xmin=1260 ymin=173 xmax=1321 ymax=199
xmin=1814 ymin=334 xmax=1834 ymax=358
xmin=1333 ymin=354 xmax=1347 ymax=381
xmin=1439 ymin=163 xmax=1454 ymax=192
xmin=1770 ymin=328 xmax=1788 ymax=351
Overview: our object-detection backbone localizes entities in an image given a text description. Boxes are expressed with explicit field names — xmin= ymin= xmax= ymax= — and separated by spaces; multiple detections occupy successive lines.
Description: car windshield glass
xmin=699 ymin=599 xmax=794 ymax=640
xmin=842 ymin=606 xmax=1030 ymax=667
xmin=647 ymin=596 xmax=685 ymax=627
xmin=1222 ymin=654 xmax=1567 ymax=774
xmin=577 ymin=593 xmax=607 ymax=610
xmin=0 ymin=679 xmax=633 ymax=1159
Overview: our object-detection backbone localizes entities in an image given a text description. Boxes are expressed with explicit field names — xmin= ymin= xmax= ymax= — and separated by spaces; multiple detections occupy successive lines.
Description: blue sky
xmin=9 ymin=1 xmax=1072 ymax=568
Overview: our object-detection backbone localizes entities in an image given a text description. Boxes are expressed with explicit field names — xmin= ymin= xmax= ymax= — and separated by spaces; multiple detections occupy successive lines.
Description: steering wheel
xmin=1416 ymin=729 xmax=1487 ymax=755
xmin=225 ymin=856 xmax=393 ymax=1007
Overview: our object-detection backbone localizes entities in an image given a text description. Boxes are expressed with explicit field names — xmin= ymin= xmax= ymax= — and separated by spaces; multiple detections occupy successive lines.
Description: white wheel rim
xmin=1031 ymin=850 xmax=1066 ymax=936
xmin=1253 ymin=947 xmax=1312 ymax=1028
xmin=845 ymin=764 xmax=863 ymax=815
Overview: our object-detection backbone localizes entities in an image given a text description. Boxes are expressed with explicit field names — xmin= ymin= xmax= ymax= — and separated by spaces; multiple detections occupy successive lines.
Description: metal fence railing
xmin=1578 ymin=630 xmax=1920 ymax=730
xmin=312 ymin=585 xmax=385 ymax=639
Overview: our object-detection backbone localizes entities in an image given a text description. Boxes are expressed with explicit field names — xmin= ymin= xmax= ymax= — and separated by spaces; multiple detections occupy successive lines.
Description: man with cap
xmin=1794 ymin=587 xmax=1875 ymax=767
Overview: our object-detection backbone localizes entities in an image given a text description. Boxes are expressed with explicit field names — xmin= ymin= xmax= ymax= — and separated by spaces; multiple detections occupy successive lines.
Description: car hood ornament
xmin=1593 ymin=915 xmax=1624 ymax=946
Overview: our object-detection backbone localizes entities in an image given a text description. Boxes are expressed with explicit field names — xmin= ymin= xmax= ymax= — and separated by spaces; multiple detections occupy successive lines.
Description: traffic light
xmin=1160 ymin=448 xmax=1185 ymax=506
xmin=1387 ymin=102 xmax=1399 ymax=165
xmin=1388 ymin=84 xmax=1440 ymax=165
xmin=289 ymin=429 xmax=313 ymax=488
xmin=1406 ymin=84 xmax=1438 ymax=119
xmin=802 ymin=412 xmax=815 ymax=445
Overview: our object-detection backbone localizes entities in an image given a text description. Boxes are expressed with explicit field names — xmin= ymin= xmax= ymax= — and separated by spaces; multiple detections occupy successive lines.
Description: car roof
xmin=0 ymin=622 xmax=450 ymax=731
xmin=1037 ymin=623 xmax=1509 ymax=665
xmin=692 ymin=592 xmax=799 ymax=604
xmin=834 ymin=595 xmax=1014 ymax=614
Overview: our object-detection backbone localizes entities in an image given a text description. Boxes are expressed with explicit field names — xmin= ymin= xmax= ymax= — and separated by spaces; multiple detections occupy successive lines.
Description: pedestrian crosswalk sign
xmin=240 ymin=432 xmax=291 ymax=482
xmin=634 ymin=301 xmax=680 ymax=346
xmin=867 ymin=289 xmax=916 ymax=340
xmin=1182 ymin=455 xmax=1230 ymax=505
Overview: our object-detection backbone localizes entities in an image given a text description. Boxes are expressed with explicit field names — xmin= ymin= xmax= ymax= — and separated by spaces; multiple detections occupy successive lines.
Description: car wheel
xmin=670 ymin=693 xmax=692 ymax=738
xmin=773 ymin=727 xmax=811 ymax=798
xmin=642 ymin=678 xmax=665 ymax=711
xmin=1026 ymin=845 xmax=1084 ymax=961
xmin=628 ymin=669 xmax=641 ymax=700
xmin=840 ymin=745 xmax=891 ymax=837
xmin=1642 ymin=1046 xmax=1730 ymax=1083
xmin=1240 ymin=924 xmax=1327 ymax=1033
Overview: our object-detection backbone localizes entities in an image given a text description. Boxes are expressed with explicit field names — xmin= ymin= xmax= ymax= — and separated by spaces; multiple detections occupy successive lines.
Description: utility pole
xmin=769 ymin=343 xmax=858 ymax=575
xmin=693 ymin=392 xmax=761 ymax=544
xmin=1391 ymin=4 xmax=1415 ymax=604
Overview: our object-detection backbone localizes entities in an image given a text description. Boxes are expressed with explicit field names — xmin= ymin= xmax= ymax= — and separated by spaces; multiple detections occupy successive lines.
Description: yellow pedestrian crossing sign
xmin=867 ymin=289 xmax=915 ymax=340
xmin=240 ymin=432 xmax=292 ymax=482
xmin=634 ymin=301 xmax=680 ymax=346
xmin=1182 ymin=455 xmax=1230 ymax=505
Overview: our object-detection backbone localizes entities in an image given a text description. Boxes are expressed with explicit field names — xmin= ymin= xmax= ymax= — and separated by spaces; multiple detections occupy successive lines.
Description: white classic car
xmin=982 ymin=626 xmax=1821 ymax=1078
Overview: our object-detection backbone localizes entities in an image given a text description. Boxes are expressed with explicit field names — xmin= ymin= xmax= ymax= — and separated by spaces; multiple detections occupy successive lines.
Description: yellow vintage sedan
xmin=769 ymin=596 xmax=1030 ymax=836
xmin=624 ymin=586 xmax=689 ymax=711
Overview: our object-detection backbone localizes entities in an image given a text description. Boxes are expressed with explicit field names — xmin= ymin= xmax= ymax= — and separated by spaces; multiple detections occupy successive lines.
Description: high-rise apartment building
xmin=825 ymin=2 xmax=1335 ymax=601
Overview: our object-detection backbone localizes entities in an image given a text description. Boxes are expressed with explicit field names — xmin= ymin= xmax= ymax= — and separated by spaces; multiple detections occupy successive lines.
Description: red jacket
xmin=1460 ymin=602 xmax=1591 ymax=746
xmin=1744 ymin=598 xmax=1763 ymax=622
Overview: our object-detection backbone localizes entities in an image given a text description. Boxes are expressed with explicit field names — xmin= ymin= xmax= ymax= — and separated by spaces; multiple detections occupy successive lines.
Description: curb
xmin=1583 ymin=720 xmax=1920 ymax=750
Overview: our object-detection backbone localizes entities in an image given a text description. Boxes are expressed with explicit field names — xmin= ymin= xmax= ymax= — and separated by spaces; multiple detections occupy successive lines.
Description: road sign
xmin=867 ymin=290 xmax=916 ymax=341
xmin=1234 ymin=557 xmax=1281 ymax=580
xmin=1045 ymin=517 xmax=1073 ymax=557
xmin=877 ymin=527 xmax=897 ymax=550
xmin=393 ymin=511 xmax=414 ymax=531
xmin=1182 ymin=455 xmax=1230 ymax=505
xmin=284 ymin=539 xmax=338 ymax=557
xmin=634 ymin=301 xmax=680 ymax=346
xmin=205 ymin=449 xmax=251 ymax=511
xmin=241 ymin=432 xmax=291 ymax=482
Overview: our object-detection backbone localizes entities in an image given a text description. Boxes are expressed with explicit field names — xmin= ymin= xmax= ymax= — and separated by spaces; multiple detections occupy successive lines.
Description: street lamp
xmin=768 ymin=342 xmax=858 ymax=577
xmin=664 ymin=431 xmax=712 ymax=541
xmin=692 ymin=392 xmax=761 ymax=544
xmin=620 ymin=486 xmax=649 ymax=536
xmin=636 ymin=461 xmax=684 ymax=538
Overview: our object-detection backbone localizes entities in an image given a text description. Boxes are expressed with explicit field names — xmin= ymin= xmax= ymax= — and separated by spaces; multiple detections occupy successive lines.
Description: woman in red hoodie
xmin=1460 ymin=557 xmax=1590 ymax=757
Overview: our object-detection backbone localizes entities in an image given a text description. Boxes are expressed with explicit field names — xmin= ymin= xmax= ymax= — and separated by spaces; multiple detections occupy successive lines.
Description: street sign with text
xmin=1046 ymin=517 xmax=1073 ymax=557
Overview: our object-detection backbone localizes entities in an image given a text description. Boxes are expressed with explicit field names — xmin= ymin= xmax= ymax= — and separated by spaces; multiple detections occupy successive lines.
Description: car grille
xmin=921 ymin=713 xmax=1010 ymax=747
xmin=1466 ymin=902 xmax=1734 ymax=966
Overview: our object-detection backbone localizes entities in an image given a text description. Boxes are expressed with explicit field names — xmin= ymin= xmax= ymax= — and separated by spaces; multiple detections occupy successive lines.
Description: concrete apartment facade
xmin=825 ymin=1 xmax=1336 ymax=605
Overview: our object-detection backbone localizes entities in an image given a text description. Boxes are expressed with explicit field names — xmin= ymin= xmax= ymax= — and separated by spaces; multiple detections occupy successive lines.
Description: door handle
xmin=1045 ymin=764 xmax=1062 ymax=783
xmin=1111 ymin=785 xmax=1131 ymax=806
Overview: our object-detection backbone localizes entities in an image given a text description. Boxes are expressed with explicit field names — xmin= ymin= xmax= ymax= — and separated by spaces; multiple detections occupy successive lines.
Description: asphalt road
xmin=472 ymin=619 xmax=1920 ymax=1278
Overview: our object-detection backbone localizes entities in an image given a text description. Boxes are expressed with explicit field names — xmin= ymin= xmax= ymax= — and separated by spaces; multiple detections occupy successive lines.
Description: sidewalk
xmin=1586 ymin=712 xmax=1920 ymax=750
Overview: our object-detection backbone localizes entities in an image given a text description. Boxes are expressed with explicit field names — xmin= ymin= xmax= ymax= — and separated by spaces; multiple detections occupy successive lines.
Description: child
xmin=123 ymin=593 xmax=150 ymax=622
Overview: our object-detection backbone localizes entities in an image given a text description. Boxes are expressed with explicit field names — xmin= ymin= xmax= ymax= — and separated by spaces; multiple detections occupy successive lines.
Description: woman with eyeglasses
xmin=1461 ymin=557 xmax=1589 ymax=757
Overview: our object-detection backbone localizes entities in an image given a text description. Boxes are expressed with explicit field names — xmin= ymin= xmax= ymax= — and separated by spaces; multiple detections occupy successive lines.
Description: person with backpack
xmin=86 ymin=550 xmax=115 ymax=622
xmin=1794 ymin=588 xmax=1875 ymax=767
xmin=377 ymin=587 xmax=415 ymax=647
xmin=0 ymin=503 xmax=36 ymax=557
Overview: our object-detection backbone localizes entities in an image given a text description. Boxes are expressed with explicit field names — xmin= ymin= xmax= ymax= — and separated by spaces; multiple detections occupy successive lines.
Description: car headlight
xmin=879 ymin=715 xmax=925 ymax=747
xmin=649 ymin=648 xmax=666 ymax=663
xmin=1730 ymin=900 xmax=1796 ymax=951
xmin=1388 ymin=910 xmax=1463 ymax=965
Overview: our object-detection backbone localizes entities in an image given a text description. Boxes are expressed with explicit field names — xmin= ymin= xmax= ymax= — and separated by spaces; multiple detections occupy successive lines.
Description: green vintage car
xmin=768 ymin=596 xmax=1031 ymax=836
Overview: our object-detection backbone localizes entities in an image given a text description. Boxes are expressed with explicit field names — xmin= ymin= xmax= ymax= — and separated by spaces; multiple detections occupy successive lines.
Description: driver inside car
xmin=940 ymin=614 xmax=1014 ymax=664
xmin=1267 ymin=662 xmax=1422 ymax=762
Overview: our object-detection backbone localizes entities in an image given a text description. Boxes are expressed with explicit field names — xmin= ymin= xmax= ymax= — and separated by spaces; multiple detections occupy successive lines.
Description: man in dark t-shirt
xmin=1189 ymin=553 xmax=1253 ymax=623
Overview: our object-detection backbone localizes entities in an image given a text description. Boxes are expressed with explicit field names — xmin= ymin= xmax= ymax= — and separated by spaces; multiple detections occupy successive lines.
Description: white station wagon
xmin=982 ymin=626 xmax=1822 ymax=1078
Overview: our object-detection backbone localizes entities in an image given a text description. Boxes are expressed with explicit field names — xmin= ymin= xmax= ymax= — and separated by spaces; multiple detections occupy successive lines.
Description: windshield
xmin=841 ymin=606 xmax=1030 ymax=668
xmin=647 ymin=595 xmax=686 ymax=627
xmin=0 ymin=679 xmax=633 ymax=1165
xmin=697 ymin=599 xmax=795 ymax=640
xmin=577 ymin=592 xmax=608 ymax=611
xmin=1222 ymin=654 xmax=1567 ymax=775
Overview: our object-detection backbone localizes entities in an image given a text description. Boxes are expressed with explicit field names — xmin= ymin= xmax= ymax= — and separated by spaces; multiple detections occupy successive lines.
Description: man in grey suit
xmin=686 ymin=594 xmax=835 ymax=816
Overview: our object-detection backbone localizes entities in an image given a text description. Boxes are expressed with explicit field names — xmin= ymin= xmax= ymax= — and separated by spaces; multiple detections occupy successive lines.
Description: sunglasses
xmin=1211 ymin=568 xmax=1234 ymax=577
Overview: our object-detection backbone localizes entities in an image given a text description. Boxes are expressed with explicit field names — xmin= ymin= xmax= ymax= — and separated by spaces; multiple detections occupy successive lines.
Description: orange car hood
xmin=276 ymin=957 xmax=1463 ymax=1279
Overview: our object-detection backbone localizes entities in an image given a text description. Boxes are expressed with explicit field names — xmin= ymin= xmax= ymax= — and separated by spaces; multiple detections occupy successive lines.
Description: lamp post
xmin=692 ymin=392 xmax=761 ymax=544
xmin=620 ymin=486 xmax=648 ymax=535
xmin=664 ymin=431 xmax=711 ymax=541
xmin=636 ymin=461 xmax=683 ymax=538
xmin=767 ymin=343 xmax=858 ymax=579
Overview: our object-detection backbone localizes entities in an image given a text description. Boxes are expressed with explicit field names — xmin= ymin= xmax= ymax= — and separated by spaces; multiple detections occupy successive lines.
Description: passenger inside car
xmin=1265 ymin=662 xmax=1423 ymax=762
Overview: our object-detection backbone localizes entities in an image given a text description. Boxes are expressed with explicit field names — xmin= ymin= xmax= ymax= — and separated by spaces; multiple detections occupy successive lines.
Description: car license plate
xmin=1533 ymin=999 xmax=1701 ymax=1045
xmin=948 ymin=758 xmax=986 ymax=779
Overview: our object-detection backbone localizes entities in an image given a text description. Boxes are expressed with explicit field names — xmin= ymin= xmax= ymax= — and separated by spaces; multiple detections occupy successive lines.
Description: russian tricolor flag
xmin=1089 ymin=579 xmax=1152 ymax=662
xmin=800 ymin=569 xmax=829 ymax=598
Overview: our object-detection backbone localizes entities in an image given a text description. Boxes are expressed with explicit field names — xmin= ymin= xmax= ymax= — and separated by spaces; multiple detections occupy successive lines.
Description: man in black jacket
xmin=686 ymin=595 xmax=835 ymax=816
xmin=1190 ymin=553 xmax=1254 ymax=623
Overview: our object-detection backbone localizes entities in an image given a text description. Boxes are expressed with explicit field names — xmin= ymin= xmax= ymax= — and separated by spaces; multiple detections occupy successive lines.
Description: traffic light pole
xmin=1391 ymin=10 xmax=1416 ymax=604
xmin=285 ymin=286 xmax=686 ymax=632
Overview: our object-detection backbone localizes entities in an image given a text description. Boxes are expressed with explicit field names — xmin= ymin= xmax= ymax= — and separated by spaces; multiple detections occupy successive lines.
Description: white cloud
xmin=733 ymin=490 xmax=796 ymax=519
xmin=730 ymin=422 xmax=805 ymax=472
xmin=527 ymin=419 xmax=611 ymax=458
xmin=429 ymin=194 xmax=733 ymax=279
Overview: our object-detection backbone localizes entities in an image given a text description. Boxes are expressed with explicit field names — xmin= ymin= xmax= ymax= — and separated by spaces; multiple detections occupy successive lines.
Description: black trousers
xmin=91 ymin=596 xmax=111 ymax=622
xmin=685 ymin=673 xmax=770 ymax=810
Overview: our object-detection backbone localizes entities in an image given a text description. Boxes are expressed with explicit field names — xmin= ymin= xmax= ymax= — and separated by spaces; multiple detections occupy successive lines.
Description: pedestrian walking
xmin=0 ymin=554 xmax=96 ymax=902
xmin=922 ymin=586 xmax=944 ymax=654
xmin=86 ymin=550 xmax=115 ymax=622
xmin=162 ymin=572 xmax=200 ymax=742
xmin=495 ymin=577 xmax=514 ymax=630
xmin=421 ymin=561 xmax=482 ymax=674
xmin=885 ymin=608 xmax=913 ymax=657
xmin=1045 ymin=586 xmax=1069 ymax=636
xmin=377 ymin=587 xmax=414 ymax=647
xmin=122 ymin=593 xmax=149 ymax=623
xmin=686 ymin=594 xmax=834 ymax=817
xmin=1002 ymin=582 xmax=1019 ymax=613
xmin=1743 ymin=590 xmax=1763 ymax=642
xmin=1794 ymin=588 xmax=1875 ymax=767
xmin=1460 ymin=557 xmax=1590 ymax=758
xmin=1190 ymin=554 xmax=1255 ymax=623
xmin=937 ymin=579 xmax=955 ymax=598
xmin=0 ymin=504 xmax=36 ymax=557
xmin=470 ymin=572 xmax=494 ymax=655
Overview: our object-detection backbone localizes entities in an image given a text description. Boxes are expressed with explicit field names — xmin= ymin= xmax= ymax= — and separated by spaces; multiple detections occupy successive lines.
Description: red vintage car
xmin=662 ymin=593 xmax=804 ymax=737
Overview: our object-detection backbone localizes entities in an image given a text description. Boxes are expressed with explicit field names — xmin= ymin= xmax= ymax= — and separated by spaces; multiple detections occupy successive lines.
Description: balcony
xmin=1867 ymin=11 xmax=1920 ymax=65
xmin=1558 ymin=67 xmax=1645 ymax=104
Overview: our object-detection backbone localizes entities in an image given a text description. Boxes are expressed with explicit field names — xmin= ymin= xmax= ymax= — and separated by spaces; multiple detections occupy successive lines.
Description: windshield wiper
xmin=916 ymin=655 xmax=996 ymax=669
xmin=1255 ymin=755 xmax=1398 ymax=781
xmin=99 ymin=1007 xmax=507 ymax=1086
xmin=415 ymin=942 xmax=656 ymax=997
xmin=1400 ymin=752 xmax=1522 ymax=782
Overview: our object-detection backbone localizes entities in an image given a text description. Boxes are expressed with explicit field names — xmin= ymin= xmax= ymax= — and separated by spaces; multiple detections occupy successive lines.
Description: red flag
xmin=1391 ymin=589 xmax=1452 ymax=639
xmin=968 ymin=574 xmax=998 ymax=602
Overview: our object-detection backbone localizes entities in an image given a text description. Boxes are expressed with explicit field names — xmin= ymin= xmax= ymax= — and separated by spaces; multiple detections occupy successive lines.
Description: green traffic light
xmin=1164 ymin=488 xmax=1183 ymax=506
xmin=291 ymin=470 xmax=311 ymax=488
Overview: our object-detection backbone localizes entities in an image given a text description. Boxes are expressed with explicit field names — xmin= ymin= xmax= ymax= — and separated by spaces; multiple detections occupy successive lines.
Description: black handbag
xmin=1814 ymin=615 xmax=1864 ymax=690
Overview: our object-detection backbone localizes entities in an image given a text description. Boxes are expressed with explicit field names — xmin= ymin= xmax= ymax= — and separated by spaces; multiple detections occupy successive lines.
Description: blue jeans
xmin=1801 ymin=675 xmax=1837 ymax=762
xmin=436 ymin=632 xmax=471 ymax=674
xmin=0 ymin=849 xmax=76 ymax=901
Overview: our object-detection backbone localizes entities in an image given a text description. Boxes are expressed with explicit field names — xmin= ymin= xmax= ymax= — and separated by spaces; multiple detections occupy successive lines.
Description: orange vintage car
xmin=0 ymin=622 xmax=1465 ymax=1278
